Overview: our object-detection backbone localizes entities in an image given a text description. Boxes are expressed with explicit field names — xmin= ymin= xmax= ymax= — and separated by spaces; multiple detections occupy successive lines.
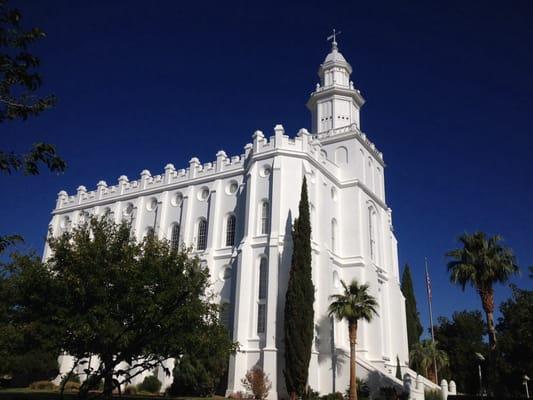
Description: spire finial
xmin=327 ymin=28 xmax=342 ymax=49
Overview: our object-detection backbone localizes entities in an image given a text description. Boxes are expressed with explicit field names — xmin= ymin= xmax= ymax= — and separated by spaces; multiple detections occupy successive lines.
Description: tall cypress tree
xmin=284 ymin=177 xmax=315 ymax=400
xmin=401 ymin=264 xmax=423 ymax=352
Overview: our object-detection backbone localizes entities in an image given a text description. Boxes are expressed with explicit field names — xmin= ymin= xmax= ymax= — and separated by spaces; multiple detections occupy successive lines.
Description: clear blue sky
xmin=1 ymin=0 xmax=532 ymax=335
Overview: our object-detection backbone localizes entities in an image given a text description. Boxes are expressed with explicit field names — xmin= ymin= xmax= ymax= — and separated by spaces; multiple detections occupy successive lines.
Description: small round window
xmin=60 ymin=216 xmax=70 ymax=229
xmin=219 ymin=266 xmax=233 ymax=281
xmin=198 ymin=188 xmax=210 ymax=201
xmin=146 ymin=198 xmax=158 ymax=211
xmin=123 ymin=203 xmax=134 ymax=216
xmin=260 ymin=165 xmax=272 ymax=177
xmin=171 ymin=192 xmax=183 ymax=206
xmin=226 ymin=181 xmax=238 ymax=195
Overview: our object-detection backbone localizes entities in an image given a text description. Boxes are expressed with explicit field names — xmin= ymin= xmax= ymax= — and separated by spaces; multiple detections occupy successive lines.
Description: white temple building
xmin=46 ymin=38 xmax=436 ymax=398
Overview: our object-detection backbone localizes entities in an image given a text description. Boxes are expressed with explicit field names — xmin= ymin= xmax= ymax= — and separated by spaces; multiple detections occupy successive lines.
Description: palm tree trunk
xmin=427 ymin=368 xmax=436 ymax=384
xmin=479 ymin=287 xmax=497 ymax=350
xmin=349 ymin=322 xmax=358 ymax=400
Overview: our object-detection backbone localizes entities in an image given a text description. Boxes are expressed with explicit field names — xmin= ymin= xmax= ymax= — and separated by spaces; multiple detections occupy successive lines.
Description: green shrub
xmin=137 ymin=374 xmax=161 ymax=394
xmin=83 ymin=374 xmax=103 ymax=391
xmin=302 ymin=387 xmax=320 ymax=400
xmin=28 ymin=380 xmax=58 ymax=391
xmin=63 ymin=381 xmax=80 ymax=392
xmin=61 ymin=373 xmax=80 ymax=386
xmin=170 ymin=352 xmax=229 ymax=397
xmin=7 ymin=351 xmax=59 ymax=388
xmin=376 ymin=386 xmax=408 ymax=400
xmin=124 ymin=385 xmax=138 ymax=395
xmin=342 ymin=379 xmax=370 ymax=400
xmin=319 ymin=392 xmax=343 ymax=400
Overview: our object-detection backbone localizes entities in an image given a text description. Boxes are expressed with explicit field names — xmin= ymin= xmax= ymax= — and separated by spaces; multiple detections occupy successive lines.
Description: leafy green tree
xmin=328 ymin=280 xmax=378 ymax=400
xmin=0 ymin=0 xmax=65 ymax=258
xmin=446 ymin=232 xmax=518 ymax=351
xmin=494 ymin=285 xmax=533 ymax=397
xmin=1 ymin=217 xmax=234 ymax=399
xmin=0 ymin=0 xmax=65 ymax=175
xmin=434 ymin=310 xmax=487 ymax=394
xmin=409 ymin=340 xmax=449 ymax=383
xmin=0 ymin=253 xmax=60 ymax=387
xmin=284 ymin=178 xmax=315 ymax=400
xmin=401 ymin=264 xmax=423 ymax=352
xmin=137 ymin=374 xmax=161 ymax=394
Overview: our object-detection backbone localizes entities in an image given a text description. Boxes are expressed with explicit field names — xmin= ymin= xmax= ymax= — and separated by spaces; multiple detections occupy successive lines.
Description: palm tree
xmin=409 ymin=340 xmax=449 ymax=383
xmin=446 ymin=232 xmax=518 ymax=350
xmin=328 ymin=279 xmax=378 ymax=400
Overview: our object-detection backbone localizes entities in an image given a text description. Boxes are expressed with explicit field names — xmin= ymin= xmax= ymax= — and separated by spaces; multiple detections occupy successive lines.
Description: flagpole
xmin=425 ymin=257 xmax=438 ymax=383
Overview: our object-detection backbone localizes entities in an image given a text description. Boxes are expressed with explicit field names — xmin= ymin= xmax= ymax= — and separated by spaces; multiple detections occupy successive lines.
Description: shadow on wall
xmin=275 ymin=209 xmax=293 ymax=398
xmin=366 ymin=369 xmax=403 ymax=399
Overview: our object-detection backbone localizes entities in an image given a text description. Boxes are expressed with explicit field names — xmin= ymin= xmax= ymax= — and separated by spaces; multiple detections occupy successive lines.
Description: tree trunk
xmin=349 ymin=322 xmax=358 ymax=400
xmin=479 ymin=287 xmax=497 ymax=350
xmin=102 ymin=357 xmax=114 ymax=400
xmin=427 ymin=367 xmax=436 ymax=384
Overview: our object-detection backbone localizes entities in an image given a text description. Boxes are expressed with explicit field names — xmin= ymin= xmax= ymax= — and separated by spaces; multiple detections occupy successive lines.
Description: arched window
xmin=335 ymin=146 xmax=348 ymax=164
xmin=226 ymin=215 xmax=236 ymax=246
xmin=331 ymin=218 xmax=338 ymax=252
xmin=376 ymin=167 xmax=383 ymax=198
xmin=257 ymin=257 xmax=268 ymax=334
xmin=368 ymin=208 xmax=376 ymax=261
xmin=366 ymin=157 xmax=374 ymax=188
xmin=260 ymin=201 xmax=269 ymax=234
xmin=170 ymin=224 xmax=180 ymax=250
xmin=197 ymin=219 xmax=208 ymax=250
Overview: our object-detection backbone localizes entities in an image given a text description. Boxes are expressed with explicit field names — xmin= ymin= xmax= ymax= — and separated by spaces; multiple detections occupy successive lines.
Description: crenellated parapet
xmin=54 ymin=124 xmax=345 ymax=211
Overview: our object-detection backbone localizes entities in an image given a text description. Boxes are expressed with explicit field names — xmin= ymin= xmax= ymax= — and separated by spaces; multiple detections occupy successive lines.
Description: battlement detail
xmin=55 ymin=124 xmax=382 ymax=210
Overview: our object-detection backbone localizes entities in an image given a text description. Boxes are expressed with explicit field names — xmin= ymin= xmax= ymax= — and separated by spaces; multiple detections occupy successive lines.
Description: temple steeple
xmin=306 ymin=34 xmax=365 ymax=133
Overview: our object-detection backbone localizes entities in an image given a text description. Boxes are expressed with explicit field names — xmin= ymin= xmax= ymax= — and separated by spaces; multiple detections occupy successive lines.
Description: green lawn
xmin=0 ymin=389 xmax=226 ymax=400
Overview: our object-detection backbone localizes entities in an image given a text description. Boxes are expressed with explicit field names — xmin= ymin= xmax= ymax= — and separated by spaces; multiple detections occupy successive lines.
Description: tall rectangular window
xmin=257 ymin=258 xmax=268 ymax=334
xmin=369 ymin=208 xmax=375 ymax=260
xmin=226 ymin=215 xmax=236 ymax=246
xmin=171 ymin=224 xmax=180 ymax=250
xmin=197 ymin=219 xmax=207 ymax=250
xmin=260 ymin=201 xmax=269 ymax=234
xmin=331 ymin=218 xmax=337 ymax=252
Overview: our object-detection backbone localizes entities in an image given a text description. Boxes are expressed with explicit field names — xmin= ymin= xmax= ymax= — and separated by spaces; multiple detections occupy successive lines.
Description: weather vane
xmin=327 ymin=28 xmax=341 ymax=44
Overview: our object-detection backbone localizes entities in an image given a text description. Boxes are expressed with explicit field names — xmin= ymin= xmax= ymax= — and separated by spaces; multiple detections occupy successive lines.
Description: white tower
xmin=306 ymin=37 xmax=365 ymax=133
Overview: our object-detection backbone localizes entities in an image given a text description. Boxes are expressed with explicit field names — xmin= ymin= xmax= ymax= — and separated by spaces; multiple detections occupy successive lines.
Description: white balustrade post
xmin=440 ymin=379 xmax=448 ymax=400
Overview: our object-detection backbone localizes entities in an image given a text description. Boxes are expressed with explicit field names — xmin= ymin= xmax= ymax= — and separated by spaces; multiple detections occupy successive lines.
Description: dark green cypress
xmin=401 ymin=264 xmax=423 ymax=351
xmin=283 ymin=177 xmax=315 ymax=399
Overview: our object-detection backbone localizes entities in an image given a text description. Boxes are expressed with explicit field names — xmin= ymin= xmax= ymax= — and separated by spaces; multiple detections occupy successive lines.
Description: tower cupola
xmin=306 ymin=32 xmax=365 ymax=133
